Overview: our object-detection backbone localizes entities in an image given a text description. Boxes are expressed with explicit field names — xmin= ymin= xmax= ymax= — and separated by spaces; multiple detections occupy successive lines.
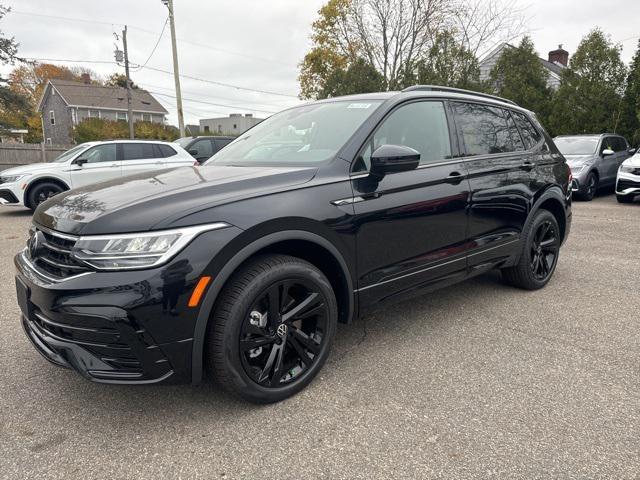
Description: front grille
xmin=26 ymin=226 xmax=91 ymax=281
xmin=617 ymin=178 xmax=640 ymax=191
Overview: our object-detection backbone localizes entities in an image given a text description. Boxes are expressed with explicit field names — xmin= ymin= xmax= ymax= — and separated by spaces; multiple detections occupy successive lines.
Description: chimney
xmin=548 ymin=44 xmax=569 ymax=67
xmin=81 ymin=73 xmax=91 ymax=84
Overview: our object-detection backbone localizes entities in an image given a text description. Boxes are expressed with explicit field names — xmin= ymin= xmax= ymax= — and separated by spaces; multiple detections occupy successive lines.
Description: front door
xmin=351 ymin=100 xmax=470 ymax=307
xmin=68 ymin=143 xmax=121 ymax=188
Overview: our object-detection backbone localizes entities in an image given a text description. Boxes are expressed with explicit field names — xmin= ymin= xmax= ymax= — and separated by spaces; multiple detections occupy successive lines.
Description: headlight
xmin=1 ymin=173 xmax=30 ymax=183
xmin=570 ymin=164 xmax=585 ymax=174
xmin=71 ymin=223 xmax=230 ymax=270
xmin=620 ymin=164 xmax=640 ymax=175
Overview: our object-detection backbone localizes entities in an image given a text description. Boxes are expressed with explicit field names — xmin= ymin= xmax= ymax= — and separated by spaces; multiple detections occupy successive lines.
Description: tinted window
xmin=453 ymin=102 xmax=523 ymax=156
xmin=512 ymin=111 xmax=543 ymax=149
xmin=157 ymin=144 xmax=177 ymax=157
xmin=355 ymin=101 xmax=451 ymax=172
xmin=82 ymin=144 xmax=117 ymax=164
xmin=213 ymin=138 xmax=233 ymax=151
xmin=613 ymin=137 xmax=627 ymax=152
xmin=554 ymin=137 xmax=599 ymax=155
xmin=600 ymin=137 xmax=614 ymax=153
xmin=122 ymin=143 xmax=156 ymax=160
xmin=190 ymin=139 xmax=214 ymax=158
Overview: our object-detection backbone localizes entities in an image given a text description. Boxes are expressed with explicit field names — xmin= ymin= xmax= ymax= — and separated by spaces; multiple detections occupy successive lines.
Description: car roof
xmin=79 ymin=139 xmax=177 ymax=146
xmin=555 ymin=133 xmax=623 ymax=138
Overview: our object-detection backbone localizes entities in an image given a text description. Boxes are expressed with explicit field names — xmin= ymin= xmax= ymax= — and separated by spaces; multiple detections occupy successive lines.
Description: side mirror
xmin=628 ymin=148 xmax=636 ymax=155
xmin=74 ymin=158 xmax=88 ymax=166
xmin=188 ymin=149 xmax=199 ymax=157
xmin=370 ymin=144 xmax=420 ymax=176
xmin=602 ymin=149 xmax=614 ymax=157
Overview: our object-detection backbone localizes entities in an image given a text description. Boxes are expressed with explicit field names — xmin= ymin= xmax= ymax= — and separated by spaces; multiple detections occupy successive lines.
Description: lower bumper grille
xmin=617 ymin=178 xmax=640 ymax=191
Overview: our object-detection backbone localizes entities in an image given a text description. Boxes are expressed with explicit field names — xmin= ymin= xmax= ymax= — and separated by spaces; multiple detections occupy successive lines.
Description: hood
xmin=1 ymin=162 xmax=62 ymax=176
xmin=563 ymin=154 xmax=596 ymax=167
xmin=622 ymin=154 xmax=640 ymax=167
xmin=34 ymin=164 xmax=317 ymax=235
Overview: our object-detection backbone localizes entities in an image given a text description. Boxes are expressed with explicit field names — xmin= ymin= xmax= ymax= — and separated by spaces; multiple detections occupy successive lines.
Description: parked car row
xmin=0 ymin=136 xmax=236 ymax=211
xmin=554 ymin=133 xmax=639 ymax=203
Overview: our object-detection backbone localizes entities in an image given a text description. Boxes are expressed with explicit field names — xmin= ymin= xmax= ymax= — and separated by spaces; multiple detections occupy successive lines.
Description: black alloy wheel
xmin=239 ymin=279 xmax=329 ymax=388
xmin=28 ymin=182 xmax=64 ymax=210
xmin=529 ymin=219 xmax=559 ymax=282
xmin=502 ymin=209 xmax=561 ymax=290
xmin=582 ymin=173 xmax=597 ymax=201
xmin=207 ymin=254 xmax=337 ymax=403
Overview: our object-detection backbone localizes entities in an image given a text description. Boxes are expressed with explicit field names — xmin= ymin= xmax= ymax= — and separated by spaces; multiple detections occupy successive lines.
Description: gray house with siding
xmin=37 ymin=75 xmax=168 ymax=144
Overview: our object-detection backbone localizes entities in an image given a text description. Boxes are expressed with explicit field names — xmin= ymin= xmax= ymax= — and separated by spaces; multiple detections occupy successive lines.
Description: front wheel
xmin=502 ymin=210 xmax=560 ymax=290
xmin=27 ymin=181 xmax=65 ymax=211
xmin=578 ymin=172 xmax=598 ymax=201
xmin=206 ymin=254 xmax=337 ymax=403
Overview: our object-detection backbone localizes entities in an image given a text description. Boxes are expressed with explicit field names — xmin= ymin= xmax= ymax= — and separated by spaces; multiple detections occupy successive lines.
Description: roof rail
xmin=401 ymin=85 xmax=518 ymax=106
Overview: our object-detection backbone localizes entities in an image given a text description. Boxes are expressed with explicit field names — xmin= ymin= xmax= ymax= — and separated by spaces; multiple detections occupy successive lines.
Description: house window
xmin=233 ymin=124 xmax=237 ymax=129
xmin=117 ymin=112 xmax=128 ymax=122
xmin=49 ymin=111 xmax=55 ymax=125
xmin=142 ymin=113 xmax=152 ymax=122
xmin=218 ymin=125 xmax=222 ymax=133
xmin=89 ymin=110 xmax=100 ymax=119
xmin=46 ymin=138 xmax=52 ymax=145
xmin=204 ymin=126 xmax=210 ymax=133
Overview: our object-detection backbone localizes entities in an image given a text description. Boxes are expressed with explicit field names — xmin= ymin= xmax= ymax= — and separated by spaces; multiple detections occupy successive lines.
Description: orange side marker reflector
xmin=188 ymin=276 xmax=212 ymax=308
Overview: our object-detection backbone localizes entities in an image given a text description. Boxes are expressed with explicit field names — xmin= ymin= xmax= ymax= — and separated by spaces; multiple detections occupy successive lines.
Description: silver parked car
xmin=616 ymin=150 xmax=640 ymax=203
xmin=554 ymin=134 xmax=635 ymax=201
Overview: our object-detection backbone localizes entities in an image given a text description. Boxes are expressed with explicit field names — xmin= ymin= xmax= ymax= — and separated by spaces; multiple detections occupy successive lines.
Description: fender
xmin=24 ymin=175 xmax=71 ymax=207
xmin=190 ymin=230 xmax=354 ymax=384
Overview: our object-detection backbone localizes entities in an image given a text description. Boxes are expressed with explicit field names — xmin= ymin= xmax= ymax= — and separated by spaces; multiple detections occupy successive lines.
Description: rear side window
xmin=156 ymin=144 xmax=177 ymax=158
xmin=190 ymin=139 xmax=214 ymax=157
xmin=512 ymin=111 xmax=543 ymax=149
xmin=355 ymin=101 xmax=452 ymax=172
xmin=452 ymin=102 xmax=524 ymax=156
xmin=213 ymin=138 xmax=233 ymax=151
xmin=613 ymin=137 xmax=627 ymax=152
xmin=122 ymin=143 xmax=156 ymax=160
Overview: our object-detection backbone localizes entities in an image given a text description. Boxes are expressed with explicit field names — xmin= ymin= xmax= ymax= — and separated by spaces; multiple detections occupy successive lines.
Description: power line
xmin=149 ymin=91 xmax=276 ymax=114
xmin=131 ymin=17 xmax=169 ymax=72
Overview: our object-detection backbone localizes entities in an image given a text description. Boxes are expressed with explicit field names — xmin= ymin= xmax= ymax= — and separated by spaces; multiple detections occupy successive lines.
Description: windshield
xmin=554 ymin=137 xmax=599 ymax=155
xmin=174 ymin=137 xmax=193 ymax=148
xmin=50 ymin=144 xmax=90 ymax=163
xmin=205 ymin=100 xmax=383 ymax=167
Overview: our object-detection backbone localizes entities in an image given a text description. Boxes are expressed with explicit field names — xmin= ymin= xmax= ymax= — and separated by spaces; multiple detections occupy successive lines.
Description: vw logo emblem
xmin=28 ymin=231 xmax=45 ymax=259
xmin=276 ymin=323 xmax=288 ymax=339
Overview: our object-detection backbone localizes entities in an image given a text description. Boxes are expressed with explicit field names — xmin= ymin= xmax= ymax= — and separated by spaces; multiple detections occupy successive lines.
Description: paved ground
xmin=0 ymin=193 xmax=638 ymax=479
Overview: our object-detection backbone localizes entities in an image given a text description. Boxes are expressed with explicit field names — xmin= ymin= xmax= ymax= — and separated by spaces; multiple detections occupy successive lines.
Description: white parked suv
xmin=616 ymin=149 xmax=640 ymax=203
xmin=0 ymin=140 xmax=196 ymax=210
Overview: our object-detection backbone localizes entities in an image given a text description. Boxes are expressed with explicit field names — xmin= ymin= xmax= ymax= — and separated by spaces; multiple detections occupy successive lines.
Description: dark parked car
xmin=16 ymin=86 xmax=572 ymax=403
xmin=554 ymin=134 xmax=634 ymax=201
xmin=174 ymin=135 xmax=234 ymax=164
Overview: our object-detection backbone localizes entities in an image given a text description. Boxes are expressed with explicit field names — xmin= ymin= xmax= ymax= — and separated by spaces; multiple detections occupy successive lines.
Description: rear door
xmin=213 ymin=137 xmax=233 ymax=154
xmin=68 ymin=143 xmax=121 ymax=188
xmin=188 ymin=138 xmax=215 ymax=164
xmin=352 ymin=100 xmax=470 ymax=306
xmin=120 ymin=143 xmax=163 ymax=178
xmin=451 ymin=102 xmax=532 ymax=271
xmin=599 ymin=136 xmax=619 ymax=183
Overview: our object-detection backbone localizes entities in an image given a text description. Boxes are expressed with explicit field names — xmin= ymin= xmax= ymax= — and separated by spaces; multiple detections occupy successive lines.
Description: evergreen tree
xmin=620 ymin=39 xmax=640 ymax=146
xmin=548 ymin=29 xmax=627 ymax=136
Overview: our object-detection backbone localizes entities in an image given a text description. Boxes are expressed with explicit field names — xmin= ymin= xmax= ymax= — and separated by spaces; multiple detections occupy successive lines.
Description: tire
xmin=577 ymin=172 xmax=597 ymax=201
xmin=27 ymin=181 xmax=65 ymax=210
xmin=616 ymin=194 xmax=634 ymax=203
xmin=206 ymin=254 xmax=338 ymax=403
xmin=502 ymin=209 xmax=561 ymax=290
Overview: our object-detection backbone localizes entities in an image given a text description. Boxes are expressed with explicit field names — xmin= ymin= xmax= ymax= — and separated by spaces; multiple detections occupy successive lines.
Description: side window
xmin=157 ymin=144 xmax=177 ymax=158
xmin=452 ymin=102 xmax=523 ymax=156
xmin=122 ymin=143 xmax=156 ymax=160
xmin=354 ymin=101 xmax=451 ymax=172
xmin=213 ymin=138 xmax=232 ymax=151
xmin=600 ymin=137 xmax=613 ymax=153
xmin=504 ymin=110 xmax=525 ymax=151
xmin=190 ymin=139 xmax=214 ymax=158
xmin=82 ymin=144 xmax=117 ymax=163
xmin=511 ymin=111 xmax=543 ymax=150
xmin=614 ymin=137 xmax=627 ymax=152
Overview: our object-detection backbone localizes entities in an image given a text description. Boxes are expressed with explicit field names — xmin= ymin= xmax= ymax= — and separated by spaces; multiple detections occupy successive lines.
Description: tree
xmin=106 ymin=73 xmax=138 ymax=89
xmin=74 ymin=118 xmax=178 ymax=143
xmin=299 ymin=0 xmax=526 ymax=99
xmin=415 ymin=30 xmax=482 ymax=90
xmin=320 ymin=57 xmax=385 ymax=97
xmin=620 ymin=39 xmax=640 ymax=146
xmin=548 ymin=29 xmax=627 ymax=136
xmin=489 ymin=36 xmax=551 ymax=124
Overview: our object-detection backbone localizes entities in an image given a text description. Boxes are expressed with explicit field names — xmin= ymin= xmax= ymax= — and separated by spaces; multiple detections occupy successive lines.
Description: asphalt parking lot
xmin=0 ymin=193 xmax=638 ymax=479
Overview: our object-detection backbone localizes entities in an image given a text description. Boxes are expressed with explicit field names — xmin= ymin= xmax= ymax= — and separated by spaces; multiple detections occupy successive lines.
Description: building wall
xmin=41 ymin=87 xmax=73 ymax=145
xmin=199 ymin=116 xmax=263 ymax=136
xmin=75 ymin=108 xmax=164 ymax=124
xmin=479 ymin=48 xmax=562 ymax=91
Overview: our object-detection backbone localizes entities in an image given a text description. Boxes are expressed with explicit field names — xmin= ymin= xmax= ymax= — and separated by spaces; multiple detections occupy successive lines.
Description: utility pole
xmin=122 ymin=26 xmax=135 ymax=139
xmin=164 ymin=0 xmax=185 ymax=137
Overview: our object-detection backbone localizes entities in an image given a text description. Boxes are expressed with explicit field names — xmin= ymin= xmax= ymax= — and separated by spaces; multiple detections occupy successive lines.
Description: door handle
xmin=444 ymin=171 xmax=464 ymax=184
xmin=110 ymin=163 xmax=119 ymax=168
xmin=520 ymin=160 xmax=535 ymax=170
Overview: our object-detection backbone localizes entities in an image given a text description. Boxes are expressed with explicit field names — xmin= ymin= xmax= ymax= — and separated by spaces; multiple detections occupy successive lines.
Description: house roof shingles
xmin=45 ymin=79 xmax=168 ymax=114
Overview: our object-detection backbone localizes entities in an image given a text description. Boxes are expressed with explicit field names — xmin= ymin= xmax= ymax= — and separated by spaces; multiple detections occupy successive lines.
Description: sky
xmin=2 ymin=0 xmax=639 ymax=127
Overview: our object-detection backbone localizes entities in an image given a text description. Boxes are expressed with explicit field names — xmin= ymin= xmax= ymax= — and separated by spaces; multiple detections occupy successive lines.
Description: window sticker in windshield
xmin=347 ymin=103 xmax=373 ymax=109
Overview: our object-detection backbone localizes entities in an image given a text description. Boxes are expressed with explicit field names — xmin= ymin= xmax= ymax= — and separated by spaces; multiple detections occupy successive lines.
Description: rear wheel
xmin=502 ymin=210 xmax=560 ymax=290
xmin=27 ymin=182 xmax=65 ymax=211
xmin=207 ymin=254 xmax=337 ymax=403
xmin=616 ymin=193 xmax=634 ymax=203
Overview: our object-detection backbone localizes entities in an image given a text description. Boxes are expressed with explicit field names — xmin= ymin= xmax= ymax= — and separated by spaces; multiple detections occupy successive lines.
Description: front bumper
xmin=15 ymin=226 xmax=241 ymax=384
xmin=616 ymin=173 xmax=640 ymax=196
xmin=0 ymin=187 xmax=21 ymax=205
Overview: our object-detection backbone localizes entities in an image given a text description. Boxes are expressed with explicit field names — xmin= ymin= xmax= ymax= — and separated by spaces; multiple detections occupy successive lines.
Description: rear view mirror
xmin=74 ymin=158 xmax=88 ymax=166
xmin=370 ymin=144 xmax=420 ymax=176
xmin=629 ymin=148 xmax=636 ymax=155
xmin=602 ymin=149 xmax=614 ymax=156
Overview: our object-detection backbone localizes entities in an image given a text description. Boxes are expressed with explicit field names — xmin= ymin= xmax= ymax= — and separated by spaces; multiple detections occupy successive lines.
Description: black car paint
xmin=16 ymin=90 xmax=572 ymax=385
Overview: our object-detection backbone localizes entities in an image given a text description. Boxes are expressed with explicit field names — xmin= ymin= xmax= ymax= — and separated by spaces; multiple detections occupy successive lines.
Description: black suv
xmin=174 ymin=136 xmax=234 ymax=164
xmin=15 ymin=86 xmax=572 ymax=403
